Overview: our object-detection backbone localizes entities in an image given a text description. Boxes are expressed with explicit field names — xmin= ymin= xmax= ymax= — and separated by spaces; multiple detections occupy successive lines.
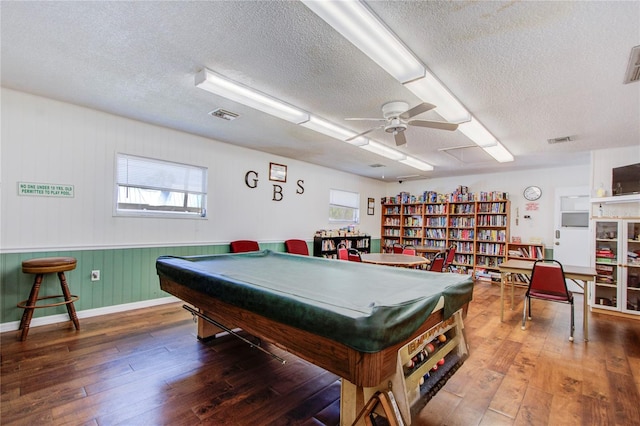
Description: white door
xmin=554 ymin=186 xmax=590 ymax=292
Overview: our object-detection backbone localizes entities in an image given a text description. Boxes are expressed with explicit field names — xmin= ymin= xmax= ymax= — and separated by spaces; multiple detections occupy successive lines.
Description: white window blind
xmin=115 ymin=153 xmax=207 ymax=217
xmin=329 ymin=189 xmax=360 ymax=223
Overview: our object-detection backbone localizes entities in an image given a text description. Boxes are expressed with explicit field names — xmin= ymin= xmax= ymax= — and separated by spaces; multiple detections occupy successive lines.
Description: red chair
xmin=443 ymin=244 xmax=456 ymax=272
xmin=337 ymin=243 xmax=349 ymax=261
xmin=347 ymin=248 xmax=362 ymax=262
xmin=284 ymin=239 xmax=309 ymax=256
xmin=230 ymin=240 xmax=260 ymax=253
xmin=427 ymin=251 xmax=446 ymax=272
xmin=522 ymin=259 xmax=575 ymax=341
xmin=402 ymin=245 xmax=416 ymax=256
xmin=392 ymin=243 xmax=404 ymax=254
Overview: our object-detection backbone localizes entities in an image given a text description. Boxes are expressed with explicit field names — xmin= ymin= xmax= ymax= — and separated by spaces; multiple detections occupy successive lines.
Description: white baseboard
xmin=0 ymin=296 xmax=181 ymax=333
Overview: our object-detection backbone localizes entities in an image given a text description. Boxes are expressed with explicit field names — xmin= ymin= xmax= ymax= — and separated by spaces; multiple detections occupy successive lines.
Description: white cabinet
xmin=592 ymin=219 xmax=640 ymax=316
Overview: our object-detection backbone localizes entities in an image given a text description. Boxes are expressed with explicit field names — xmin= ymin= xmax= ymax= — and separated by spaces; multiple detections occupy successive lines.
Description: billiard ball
xmin=437 ymin=358 xmax=445 ymax=366
xmin=437 ymin=334 xmax=447 ymax=343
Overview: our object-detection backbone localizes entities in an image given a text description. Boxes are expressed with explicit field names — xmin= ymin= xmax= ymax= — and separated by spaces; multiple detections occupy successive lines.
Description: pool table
xmin=157 ymin=250 xmax=473 ymax=424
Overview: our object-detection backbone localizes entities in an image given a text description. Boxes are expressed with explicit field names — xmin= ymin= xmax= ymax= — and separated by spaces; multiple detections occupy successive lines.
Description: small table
xmin=360 ymin=253 xmax=429 ymax=267
xmin=498 ymin=259 xmax=596 ymax=341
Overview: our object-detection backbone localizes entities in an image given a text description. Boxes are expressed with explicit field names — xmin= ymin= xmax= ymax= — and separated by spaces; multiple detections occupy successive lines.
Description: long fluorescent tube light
xmin=360 ymin=141 xmax=406 ymax=161
xmin=301 ymin=115 xmax=368 ymax=146
xmin=195 ymin=68 xmax=309 ymax=124
xmin=483 ymin=142 xmax=514 ymax=163
xmin=458 ymin=117 xmax=498 ymax=147
xmin=403 ymin=73 xmax=470 ymax=123
xmin=400 ymin=156 xmax=434 ymax=171
xmin=302 ymin=1 xmax=425 ymax=83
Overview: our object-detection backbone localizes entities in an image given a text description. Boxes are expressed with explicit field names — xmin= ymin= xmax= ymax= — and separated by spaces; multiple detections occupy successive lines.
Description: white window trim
xmin=329 ymin=188 xmax=360 ymax=224
xmin=114 ymin=153 xmax=208 ymax=219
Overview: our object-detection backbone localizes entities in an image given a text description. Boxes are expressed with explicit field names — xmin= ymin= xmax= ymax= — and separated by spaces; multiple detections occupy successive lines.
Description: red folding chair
xmin=230 ymin=240 xmax=260 ymax=253
xmin=402 ymin=245 xmax=416 ymax=256
xmin=522 ymin=259 xmax=575 ymax=341
xmin=427 ymin=251 xmax=446 ymax=272
xmin=347 ymin=248 xmax=362 ymax=262
xmin=443 ymin=244 xmax=456 ymax=272
xmin=284 ymin=239 xmax=309 ymax=255
xmin=337 ymin=243 xmax=349 ymax=261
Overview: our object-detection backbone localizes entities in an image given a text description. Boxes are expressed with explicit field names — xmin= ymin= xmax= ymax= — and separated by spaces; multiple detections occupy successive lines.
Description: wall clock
xmin=523 ymin=185 xmax=542 ymax=201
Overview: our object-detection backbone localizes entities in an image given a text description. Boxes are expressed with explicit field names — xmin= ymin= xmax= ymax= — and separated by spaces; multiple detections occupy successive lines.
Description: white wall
xmin=383 ymin=166 xmax=591 ymax=250
xmin=0 ymin=88 xmax=384 ymax=251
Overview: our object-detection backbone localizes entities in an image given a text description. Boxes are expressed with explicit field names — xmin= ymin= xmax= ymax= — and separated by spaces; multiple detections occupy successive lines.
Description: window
xmin=115 ymin=153 xmax=207 ymax=218
xmin=329 ymin=189 xmax=360 ymax=223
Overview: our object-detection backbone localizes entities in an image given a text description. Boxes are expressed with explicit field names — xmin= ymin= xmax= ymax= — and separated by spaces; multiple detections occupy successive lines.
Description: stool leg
xmin=18 ymin=274 xmax=43 ymax=341
xmin=58 ymin=271 xmax=80 ymax=330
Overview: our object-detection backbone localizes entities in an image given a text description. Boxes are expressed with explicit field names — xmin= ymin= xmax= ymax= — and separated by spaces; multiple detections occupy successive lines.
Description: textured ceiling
xmin=2 ymin=1 xmax=639 ymax=181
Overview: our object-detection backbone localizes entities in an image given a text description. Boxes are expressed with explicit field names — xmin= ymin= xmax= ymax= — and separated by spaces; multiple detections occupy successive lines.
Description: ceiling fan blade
xmin=409 ymin=120 xmax=459 ymax=131
xmin=345 ymin=117 xmax=386 ymax=121
xmin=394 ymin=131 xmax=407 ymax=146
xmin=345 ymin=125 xmax=384 ymax=141
xmin=400 ymin=102 xmax=436 ymax=119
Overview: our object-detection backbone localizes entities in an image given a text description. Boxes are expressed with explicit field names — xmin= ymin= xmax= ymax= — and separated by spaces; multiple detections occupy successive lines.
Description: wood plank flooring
xmin=2 ymin=280 xmax=639 ymax=425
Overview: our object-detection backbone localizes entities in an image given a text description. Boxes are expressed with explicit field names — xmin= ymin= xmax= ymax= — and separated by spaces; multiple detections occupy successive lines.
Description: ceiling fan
xmin=346 ymin=101 xmax=458 ymax=146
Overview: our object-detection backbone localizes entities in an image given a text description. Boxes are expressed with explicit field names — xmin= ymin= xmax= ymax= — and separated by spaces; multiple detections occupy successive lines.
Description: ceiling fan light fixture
xmin=195 ymin=68 xmax=309 ymax=124
xmin=403 ymin=73 xmax=470 ymax=123
xmin=302 ymin=0 xmax=425 ymax=83
xmin=458 ymin=118 xmax=498 ymax=147
xmin=400 ymin=156 xmax=434 ymax=171
xmin=301 ymin=115 xmax=368 ymax=145
xmin=482 ymin=142 xmax=514 ymax=163
xmin=360 ymin=140 xmax=406 ymax=161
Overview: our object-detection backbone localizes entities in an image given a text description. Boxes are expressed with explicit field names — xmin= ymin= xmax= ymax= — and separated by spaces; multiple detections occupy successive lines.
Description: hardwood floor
xmin=2 ymin=280 xmax=639 ymax=425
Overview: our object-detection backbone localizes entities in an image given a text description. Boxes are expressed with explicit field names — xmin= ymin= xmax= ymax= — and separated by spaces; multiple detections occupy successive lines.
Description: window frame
xmin=329 ymin=188 xmax=360 ymax=224
xmin=114 ymin=153 xmax=208 ymax=219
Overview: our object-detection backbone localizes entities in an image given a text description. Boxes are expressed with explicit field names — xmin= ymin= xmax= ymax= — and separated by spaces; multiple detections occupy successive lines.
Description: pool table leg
xmin=197 ymin=309 xmax=225 ymax=341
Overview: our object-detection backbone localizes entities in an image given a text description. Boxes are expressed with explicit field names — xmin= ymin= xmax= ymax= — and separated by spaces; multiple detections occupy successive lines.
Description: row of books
xmin=477 ymin=214 xmax=508 ymax=227
xmin=449 ymin=229 xmax=475 ymax=240
xmin=508 ymin=246 xmax=543 ymax=259
xmin=382 ymin=190 xmax=509 ymax=205
xmin=477 ymin=229 xmax=507 ymax=241
xmin=476 ymin=202 xmax=508 ymax=213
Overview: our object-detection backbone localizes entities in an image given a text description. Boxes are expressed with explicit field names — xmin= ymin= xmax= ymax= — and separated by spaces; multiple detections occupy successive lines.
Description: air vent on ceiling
xmin=369 ymin=163 xmax=386 ymax=168
xmin=624 ymin=45 xmax=640 ymax=84
xmin=547 ymin=136 xmax=573 ymax=144
xmin=209 ymin=108 xmax=239 ymax=121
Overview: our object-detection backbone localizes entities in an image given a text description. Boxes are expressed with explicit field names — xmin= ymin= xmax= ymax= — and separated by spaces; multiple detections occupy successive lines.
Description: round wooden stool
xmin=17 ymin=257 xmax=80 ymax=341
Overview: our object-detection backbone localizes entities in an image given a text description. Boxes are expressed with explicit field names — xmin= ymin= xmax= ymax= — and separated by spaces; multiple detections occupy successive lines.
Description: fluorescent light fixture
xmin=400 ymin=156 xmax=434 ymax=171
xmin=458 ymin=117 xmax=498 ymax=147
xmin=404 ymin=72 xmax=470 ymax=123
xmin=483 ymin=142 xmax=514 ymax=163
xmin=301 ymin=115 xmax=368 ymax=146
xmin=302 ymin=1 xmax=425 ymax=83
xmin=360 ymin=141 xmax=406 ymax=161
xmin=195 ymin=68 xmax=309 ymax=124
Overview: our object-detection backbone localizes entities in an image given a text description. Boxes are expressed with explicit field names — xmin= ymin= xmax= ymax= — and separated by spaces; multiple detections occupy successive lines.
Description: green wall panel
xmin=1 ymin=239 xmax=379 ymax=324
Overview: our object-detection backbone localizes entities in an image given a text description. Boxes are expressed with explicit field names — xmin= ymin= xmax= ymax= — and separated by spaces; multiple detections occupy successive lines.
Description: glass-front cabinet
xmin=592 ymin=219 xmax=640 ymax=315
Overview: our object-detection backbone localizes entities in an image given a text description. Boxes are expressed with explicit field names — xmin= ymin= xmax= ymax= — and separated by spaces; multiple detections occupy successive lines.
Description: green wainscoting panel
xmin=1 ymin=239 xmax=379 ymax=324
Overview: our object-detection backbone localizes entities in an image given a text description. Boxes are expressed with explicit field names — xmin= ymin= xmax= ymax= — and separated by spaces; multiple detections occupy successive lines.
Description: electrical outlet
xmin=91 ymin=270 xmax=100 ymax=281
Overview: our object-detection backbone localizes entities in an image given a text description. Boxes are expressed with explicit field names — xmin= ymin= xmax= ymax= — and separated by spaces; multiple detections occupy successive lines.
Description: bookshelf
xmin=380 ymin=190 xmax=510 ymax=277
xmin=505 ymin=242 xmax=544 ymax=286
xmin=313 ymin=235 xmax=371 ymax=259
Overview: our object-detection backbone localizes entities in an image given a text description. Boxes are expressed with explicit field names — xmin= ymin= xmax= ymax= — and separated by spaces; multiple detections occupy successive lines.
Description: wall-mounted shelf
xmin=591 ymin=194 xmax=640 ymax=204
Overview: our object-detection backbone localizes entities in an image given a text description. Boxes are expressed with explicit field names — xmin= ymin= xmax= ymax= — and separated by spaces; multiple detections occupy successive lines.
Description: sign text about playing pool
xmin=18 ymin=182 xmax=74 ymax=198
